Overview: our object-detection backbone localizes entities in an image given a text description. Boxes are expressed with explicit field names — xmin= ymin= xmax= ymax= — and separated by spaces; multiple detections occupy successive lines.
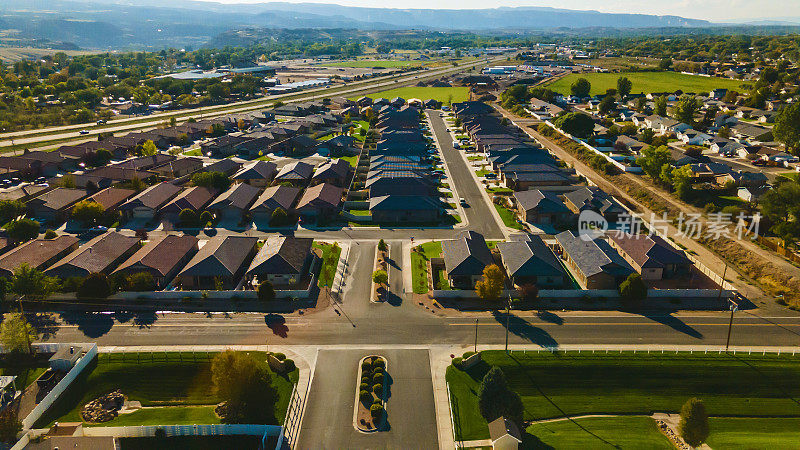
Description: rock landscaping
xmin=81 ymin=390 xmax=126 ymax=423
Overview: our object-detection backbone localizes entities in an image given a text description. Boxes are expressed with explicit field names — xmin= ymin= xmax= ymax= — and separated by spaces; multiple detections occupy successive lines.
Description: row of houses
xmin=0 ymin=232 xmax=318 ymax=291
xmin=437 ymin=228 xmax=692 ymax=291
xmin=364 ymin=105 xmax=445 ymax=223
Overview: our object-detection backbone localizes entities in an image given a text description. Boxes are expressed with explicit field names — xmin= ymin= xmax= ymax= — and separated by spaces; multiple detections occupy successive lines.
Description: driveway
xmin=297 ymin=348 xmax=439 ymax=449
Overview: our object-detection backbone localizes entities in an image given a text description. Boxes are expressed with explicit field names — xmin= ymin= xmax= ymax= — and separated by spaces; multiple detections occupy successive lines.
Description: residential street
xmin=297 ymin=349 xmax=438 ymax=449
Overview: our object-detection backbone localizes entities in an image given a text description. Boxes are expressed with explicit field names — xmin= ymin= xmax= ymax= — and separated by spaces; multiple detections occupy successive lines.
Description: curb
xmin=352 ymin=355 xmax=388 ymax=433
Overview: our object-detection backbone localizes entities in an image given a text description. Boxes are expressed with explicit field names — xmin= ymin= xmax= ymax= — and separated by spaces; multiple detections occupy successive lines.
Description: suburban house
xmin=119 ymin=182 xmax=182 ymax=220
xmin=249 ymin=185 xmax=301 ymax=223
xmin=27 ymin=188 xmax=88 ymax=223
xmin=206 ymin=182 xmax=261 ymax=222
xmin=113 ymin=235 xmax=199 ymax=288
xmin=0 ymin=236 xmax=80 ymax=278
xmin=563 ymin=187 xmax=625 ymax=223
xmin=45 ymin=232 xmax=141 ymax=279
xmin=177 ymin=235 xmax=258 ymax=289
xmin=513 ymin=190 xmax=573 ymax=225
xmin=441 ymin=231 xmax=494 ymax=289
xmin=232 ymin=161 xmax=278 ymax=187
xmin=368 ymin=195 xmax=441 ymax=224
xmin=295 ymin=183 xmax=342 ymax=222
xmin=81 ymin=187 xmax=136 ymax=213
xmin=311 ymin=159 xmax=351 ymax=187
xmin=202 ymin=158 xmax=242 ymax=175
xmin=488 ymin=416 xmax=522 ymax=450
xmin=607 ymin=233 xmax=692 ymax=280
xmin=497 ymin=236 xmax=568 ymax=288
xmin=150 ymin=157 xmax=204 ymax=178
xmin=554 ymin=231 xmax=635 ymax=290
xmin=274 ymin=161 xmax=315 ymax=185
xmin=245 ymin=236 xmax=315 ymax=288
xmin=159 ymin=186 xmax=218 ymax=220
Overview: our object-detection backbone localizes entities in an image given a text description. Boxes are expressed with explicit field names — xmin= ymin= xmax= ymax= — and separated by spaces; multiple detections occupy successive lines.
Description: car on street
xmin=79 ymin=129 xmax=90 ymax=135
xmin=459 ymin=197 xmax=468 ymax=206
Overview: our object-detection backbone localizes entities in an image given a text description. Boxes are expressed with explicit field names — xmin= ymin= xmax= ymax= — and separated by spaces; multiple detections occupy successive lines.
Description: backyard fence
xmin=81 ymin=423 xmax=283 ymax=439
xmin=22 ymin=343 xmax=98 ymax=429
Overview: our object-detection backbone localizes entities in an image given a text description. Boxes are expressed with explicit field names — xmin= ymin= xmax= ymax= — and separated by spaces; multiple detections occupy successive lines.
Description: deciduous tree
xmin=476 ymin=264 xmax=505 ymax=302
xmin=679 ymin=397 xmax=710 ymax=448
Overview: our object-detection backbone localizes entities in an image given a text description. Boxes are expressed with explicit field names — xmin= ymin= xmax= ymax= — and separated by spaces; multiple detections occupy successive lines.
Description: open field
xmin=586 ymin=57 xmax=662 ymax=71
xmin=544 ymin=71 xmax=750 ymax=96
xmin=0 ymin=46 xmax=95 ymax=63
xmin=324 ymin=59 xmax=422 ymax=68
xmin=447 ymin=350 xmax=800 ymax=440
xmin=35 ymin=352 xmax=297 ymax=427
xmin=705 ymin=417 xmax=800 ymax=449
xmin=525 ymin=416 xmax=673 ymax=449
xmin=354 ymin=86 xmax=470 ymax=104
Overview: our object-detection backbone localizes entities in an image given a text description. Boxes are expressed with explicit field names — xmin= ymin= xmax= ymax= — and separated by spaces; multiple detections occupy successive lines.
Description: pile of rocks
xmin=81 ymin=390 xmax=125 ymax=423
xmin=656 ymin=419 xmax=690 ymax=450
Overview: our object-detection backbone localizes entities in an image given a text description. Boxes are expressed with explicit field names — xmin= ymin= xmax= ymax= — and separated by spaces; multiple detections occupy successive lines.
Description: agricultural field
xmin=447 ymin=350 xmax=800 ymax=441
xmin=544 ymin=71 xmax=750 ymax=97
xmin=354 ymin=86 xmax=470 ymax=104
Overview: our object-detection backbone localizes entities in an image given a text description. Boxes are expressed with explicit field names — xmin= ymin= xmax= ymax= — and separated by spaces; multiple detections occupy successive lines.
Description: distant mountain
xmin=0 ymin=0 xmax=713 ymax=50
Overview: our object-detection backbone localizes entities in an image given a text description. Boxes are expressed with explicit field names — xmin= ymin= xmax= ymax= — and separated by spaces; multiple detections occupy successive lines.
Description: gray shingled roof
xmin=246 ymin=236 xmax=313 ymax=276
xmin=441 ymin=231 xmax=494 ymax=276
xmin=207 ymin=183 xmax=260 ymax=211
xmin=114 ymin=235 xmax=198 ymax=277
xmin=250 ymin=185 xmax=301 ymax=213
xmin=497 ymin=235 xmax=566 ymax=279
xmin=514 ymin=190 xmax=570 ymax=214
xmin=46 ymin=232 xmax=140 ymax=278
xmin=555 ymin=231 xmax=634 ymax=279
xmin=178 ymin=235 xmax=257 ymax=278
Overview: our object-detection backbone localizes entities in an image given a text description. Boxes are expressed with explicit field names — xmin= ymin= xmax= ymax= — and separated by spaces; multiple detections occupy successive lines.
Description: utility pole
xmin=473 ymin=318 xmax=478 ymax=353
xmin=717 ymin=262 xmax=729 ymax=302
xmin=725 ymin=299 xmax=738 ymax=352
xmin=505 ymin=294 xmax=511 ymax=354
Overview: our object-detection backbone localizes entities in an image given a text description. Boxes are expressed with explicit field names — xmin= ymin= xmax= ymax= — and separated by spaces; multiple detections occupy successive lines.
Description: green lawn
xmin=544 ymin=71 xmax=750 ymax=97
xmin=494 ymin=204 xmax=523 ymax=230
xmin=348 ymin=209 xmax=370 ymax=216
xmin=476 ymin=169 xmax=494 ymax=177
xmin=35 ymin=352 xmax=297 ymax=428
xmin=355 ymin=86 xmax=470 ymax=104
xmin=0 ymin=356 xmax=49 ymax=389
xmin=705 ymin=417 xmax=800 ymax=449
xmin=526 ymin=416 xmax=673 ymax=449
xmin=314 ymin=242 xmax=342 ymax=288
xmin=326 ymin=59 xmax=421 ymax=68
xmin=183 ymin=149 xmax=202 ymax=156
xmin=411 ymin=241 xmax=442 ymax=294
xmin=339 ymin=155 xmax=359 ymax=167
xmin=447 ymin=351 xmax=800 ymax=441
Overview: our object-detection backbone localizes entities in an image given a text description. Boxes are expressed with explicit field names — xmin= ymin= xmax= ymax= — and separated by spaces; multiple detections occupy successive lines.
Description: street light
xmin=725 ymin=298 xmax=739 ymax=352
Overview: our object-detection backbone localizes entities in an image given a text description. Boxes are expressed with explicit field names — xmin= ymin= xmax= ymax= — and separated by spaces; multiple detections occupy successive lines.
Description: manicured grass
xmin=411 ymin=241 xmax=442 ymax=294
xmin=88 ymin=406 xmax=220 ymax=427
xmin=183 ymin=148 xmax=202 ymax=156
xmin=705 ymin=417 xmax=800 ymax=449
xmin=779 ymin=171 xmax=799 ymax=182
xmin=487 ymin=187 xmax=514 ymax=195
xmin=356 ymin=86 xmax=470 ymax=104
xmin=0 ymin=356 xmax=49 ymax=389
xmin=339 ymin=155 xmax=359 ymax=167
xmin=475 ymin=169 xmax=494 ymax=177
xmin=314 ymin=242 xmax=342 ymax=288
xmin=36 ymin=352 xmax=297 ymax=428
xmin=494 ymin=204 xmax=523 ymax=230
xmin=544 ymin=71 xmax=750 ymax=97
xmin=526 ymin=416 xmax=673 ymax=449
xmin=348 ymin=209 xmax=371 ymax=216
xmin=326 ymin=59 xmax=421 ymax=68
xmin=447 ymin=351 xmax=800 ymax=441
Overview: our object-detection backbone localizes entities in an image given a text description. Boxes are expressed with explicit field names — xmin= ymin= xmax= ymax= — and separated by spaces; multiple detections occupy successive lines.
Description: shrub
xmin=154 ymin=428 xmax=166 ymax=438
xmin=360 ymin=382 xmax=369 ymax=391
xmin=372 ymin=358 xmax=385 ymax=368
xmin=283 ymin=359 xmax=296 ymax=372
xmin=372 ymin=398 xmax=382 ymax=405
xmin=372 ymin=383 xmax=382 ymax=395
xmin=44 ymin=229 xmax=57 ymax=239
xmin=359 ymin=390 xmax=371 ymax=403
xmin=361 ymin=376 xmax=370 ymax=385
xmin=126 ymin=272 xmax=156 ymax=292
xmin=452 ymin=357 xmax=463 ymax=368
xmin=370 ymin=404 xmax=384 ymax=417
xmin=77 ymin=273 xmax=113 ymax=300
xmin=272 ymin=352 xmax=286 ymax=361
xmin=372 ymin=372 xmax=384 ymax=384
xmin=462 ymin=351 xmax=476 ymax=359
xmin=257 ymin=280 xmax=275 ymax=301
xmin=361 ymin=360 xmax=371 ymax=370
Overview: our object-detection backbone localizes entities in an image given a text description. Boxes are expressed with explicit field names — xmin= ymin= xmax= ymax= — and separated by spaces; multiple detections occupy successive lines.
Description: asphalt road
xmin=427 ymin=110 xmax=505 ymax=240
xmin=33 ymin=310 xmax=800 ymax=347
xmin=297 ymin=349 xmax=438 ymax=449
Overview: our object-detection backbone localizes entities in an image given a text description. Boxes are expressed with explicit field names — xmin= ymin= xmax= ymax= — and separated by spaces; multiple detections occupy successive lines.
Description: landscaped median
xmin=446 ymin=349 xmax=800 ymax=447
xmin=34 ymin=351 xmax=298 ymax=429
xmin=354 ymin=355 xmax=388 ymax=432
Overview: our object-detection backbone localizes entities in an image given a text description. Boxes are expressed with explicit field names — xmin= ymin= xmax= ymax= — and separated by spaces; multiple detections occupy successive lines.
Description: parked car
xmin=459 ymin=197 xmax=468 ymax=206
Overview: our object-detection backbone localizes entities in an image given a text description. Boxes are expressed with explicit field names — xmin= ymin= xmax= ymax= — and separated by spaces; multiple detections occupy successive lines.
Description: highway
xmin=0 ymin=57 xmax=498 ymax=150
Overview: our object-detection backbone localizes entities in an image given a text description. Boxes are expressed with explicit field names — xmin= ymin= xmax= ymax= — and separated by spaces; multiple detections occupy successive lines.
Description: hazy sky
xmin=197 ymin=0 xmax=800 ymax=21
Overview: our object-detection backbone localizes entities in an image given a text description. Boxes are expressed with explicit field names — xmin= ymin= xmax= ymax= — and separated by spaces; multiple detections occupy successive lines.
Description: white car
xmin=459 ymin=197 xmax=468 ymax=206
